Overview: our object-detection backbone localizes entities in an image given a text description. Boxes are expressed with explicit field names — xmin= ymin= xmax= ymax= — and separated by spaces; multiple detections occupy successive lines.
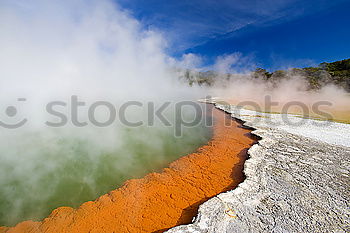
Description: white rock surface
xmin=222 ymin=104 xmax=350 ymax=148
xmin=167 ymin=103 xmax=350 ymax=233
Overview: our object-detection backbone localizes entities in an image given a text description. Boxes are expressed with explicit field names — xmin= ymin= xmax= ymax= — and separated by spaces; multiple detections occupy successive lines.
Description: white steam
xmin=0 ymin=0 xmax=208 ymax=226
xmin=204 ymin=54 xmax=350 ymax=121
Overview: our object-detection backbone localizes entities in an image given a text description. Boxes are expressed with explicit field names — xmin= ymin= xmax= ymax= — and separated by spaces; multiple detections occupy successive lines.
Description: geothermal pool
xmin=0 ymin=105 xmax=256 ymax=233
xmin=0 ymin=104 xmax=212 ymax=226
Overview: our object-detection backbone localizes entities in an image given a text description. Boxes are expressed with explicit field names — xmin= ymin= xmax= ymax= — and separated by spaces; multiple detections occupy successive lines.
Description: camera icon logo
xmin=0 ymin=98 xmax=28 ymax=129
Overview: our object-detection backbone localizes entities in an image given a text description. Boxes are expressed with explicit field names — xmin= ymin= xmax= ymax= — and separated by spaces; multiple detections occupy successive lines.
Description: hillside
xmin=180 ymin=58 xmax=350 ymax=91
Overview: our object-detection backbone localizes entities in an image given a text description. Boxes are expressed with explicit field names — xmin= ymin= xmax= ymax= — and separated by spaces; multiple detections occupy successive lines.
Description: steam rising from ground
xmin=214 ymin=72 xmax=349 ymax=113
xmin=215 ymin=76 xmax=350 ymax=123
xmin=0 ymin=0 xmax=196 ymax=102
xmin=0 ymin=0 xmax=209 ymax=226
xmin=184 ymin=53 xmax=350 ymax=122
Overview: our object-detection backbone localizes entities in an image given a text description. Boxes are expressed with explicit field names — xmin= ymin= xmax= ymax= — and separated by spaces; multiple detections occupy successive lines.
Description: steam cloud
xmin=183 ymin=53 xmax=350 ymax=122
xmin=0 ymin=0 xmax=208 ymax=226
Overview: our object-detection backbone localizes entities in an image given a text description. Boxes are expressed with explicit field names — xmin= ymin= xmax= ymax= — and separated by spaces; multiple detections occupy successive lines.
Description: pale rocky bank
xmin=167 ymin=101 xmax=350 ymax=233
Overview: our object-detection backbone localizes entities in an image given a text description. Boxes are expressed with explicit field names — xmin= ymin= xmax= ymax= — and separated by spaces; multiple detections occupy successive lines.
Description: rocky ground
xmin=168 ymin=103 xmax=350 ymax=233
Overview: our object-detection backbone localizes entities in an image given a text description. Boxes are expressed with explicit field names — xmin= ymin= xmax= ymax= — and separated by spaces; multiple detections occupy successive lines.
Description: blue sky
xmin=118 ymin=0 xmax=350 ymax=71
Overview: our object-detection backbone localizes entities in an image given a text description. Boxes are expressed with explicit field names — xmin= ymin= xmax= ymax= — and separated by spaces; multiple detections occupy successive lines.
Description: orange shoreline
xmin=0 ymin=106 xmax=256 ymax=233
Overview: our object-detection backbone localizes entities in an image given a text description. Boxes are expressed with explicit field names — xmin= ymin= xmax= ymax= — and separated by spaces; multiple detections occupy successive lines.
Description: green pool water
xmin=0 ymin=104 xmax=212 ymax=226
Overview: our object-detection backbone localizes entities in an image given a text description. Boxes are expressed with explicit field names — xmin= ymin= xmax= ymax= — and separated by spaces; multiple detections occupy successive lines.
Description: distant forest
xmin=181 ymin=58 xmax=350 ymax=92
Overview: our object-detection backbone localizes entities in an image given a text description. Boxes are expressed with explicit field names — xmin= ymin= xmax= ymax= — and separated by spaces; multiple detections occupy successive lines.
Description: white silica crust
xmin=167 ymin=102 xmax=350 ymax=233
xmin=218 ymin=104 xmax=350 ymax=148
